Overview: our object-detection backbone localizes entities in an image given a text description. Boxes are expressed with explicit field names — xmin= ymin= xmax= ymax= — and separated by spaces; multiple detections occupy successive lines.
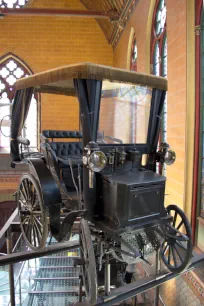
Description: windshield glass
xmin=98 ymin=81 xmax=152 ymax=144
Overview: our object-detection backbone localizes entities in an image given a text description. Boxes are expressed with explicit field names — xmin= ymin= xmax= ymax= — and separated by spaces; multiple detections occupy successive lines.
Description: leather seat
xmin=41 ymin=130 xmax=83 ymax=192
xmin=49 ymin=142 xmax=83 ymax=167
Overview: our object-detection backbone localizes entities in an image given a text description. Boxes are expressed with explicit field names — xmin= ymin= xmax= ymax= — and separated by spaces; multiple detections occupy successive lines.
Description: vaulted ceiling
xmin=80 ymin=0 xmax=138 ymax=47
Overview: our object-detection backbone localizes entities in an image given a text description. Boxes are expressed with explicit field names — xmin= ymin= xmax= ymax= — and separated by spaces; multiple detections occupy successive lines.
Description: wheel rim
xmin=18 ymin=174 xmax=48 ymax=250
xmin=160 ymin=205 xmax=193 ymax=273
xmin=80 ymin=219 xmax=97 ymax=304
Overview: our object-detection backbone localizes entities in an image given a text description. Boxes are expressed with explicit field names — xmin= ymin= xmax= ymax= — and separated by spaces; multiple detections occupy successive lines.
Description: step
xmin=38 ymin=265 xmax=78 ymax=269
xmin=39 ymin=257 xmax=78 ymax=266
xmin=41 ymin=256 xmax=79 ymax=259
xmin=29 ymin=293 xmax=78 ymax=306
xmin=32 ymin=277 xmax=79 ymax=281
xmin=35 ymin=280 xmax=79 ymax=292
xmin=28 ymin=289 xmax=79 ymax=294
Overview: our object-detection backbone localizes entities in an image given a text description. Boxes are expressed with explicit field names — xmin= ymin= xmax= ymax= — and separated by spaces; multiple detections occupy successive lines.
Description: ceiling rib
xmin=80 ymin=0 xmax=139 ymax=48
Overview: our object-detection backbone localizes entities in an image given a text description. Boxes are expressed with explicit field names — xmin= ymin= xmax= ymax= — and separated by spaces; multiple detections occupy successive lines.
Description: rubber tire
xmin=17 ymin=173 xmax=48 ymax=250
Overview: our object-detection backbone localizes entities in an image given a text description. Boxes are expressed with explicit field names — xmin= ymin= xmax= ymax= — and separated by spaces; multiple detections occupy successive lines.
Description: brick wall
xmin=165 ymin=0 xmax=187 ymax=210
xmin=113 ymin=0 xmax=188 ymax=211
xmin=0 ymin=0 xmax=113 ymax=193
xmin=113 ymin=0 xmax=150 ymax=71
xmin=0 ymin=0 xmax=113 ymax=133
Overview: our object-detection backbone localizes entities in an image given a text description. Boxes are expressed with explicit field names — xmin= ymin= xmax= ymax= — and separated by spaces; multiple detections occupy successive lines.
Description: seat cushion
xmin=49 ymin=142 xmax=83 ymax=160
xmin=48 ymin=142 xmax=83 ymax=191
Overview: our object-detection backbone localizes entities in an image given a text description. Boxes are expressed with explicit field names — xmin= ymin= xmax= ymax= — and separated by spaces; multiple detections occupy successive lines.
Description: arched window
xmin=0 ymin=0 xmax=29 ymax=8
xmin=0 ymin=53 xmax=38 ymax=152
xmin=151 ymin=0 xmax=167 ymax=173
xmin=130 ymin=33 xmax=137 ymax=71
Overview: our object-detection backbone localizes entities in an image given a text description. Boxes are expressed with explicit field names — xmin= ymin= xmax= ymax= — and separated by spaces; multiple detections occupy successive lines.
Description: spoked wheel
xmin=17 ymin=174 xmax=48 ymax=250
xmin=160 ymin=204 xmax=193 ymax=273
xmin=80 ymin=218 xmax=98 ymax=304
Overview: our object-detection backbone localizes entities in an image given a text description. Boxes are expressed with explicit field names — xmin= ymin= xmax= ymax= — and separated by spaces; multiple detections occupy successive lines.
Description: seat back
xmin=42 ymin=130 xmax=82 ymax=140
xmin=41 ymin=130 xmax=83 ymax=192
xmin=49 ymin=142 xmax=83 ymax=159
xmin=41 ymin=130 xmax=83 ymax=158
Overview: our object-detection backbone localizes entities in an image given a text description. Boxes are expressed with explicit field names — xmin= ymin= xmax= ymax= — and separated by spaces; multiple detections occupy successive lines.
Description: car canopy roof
xmin=15 ymin=62 xmax=168 ymax=95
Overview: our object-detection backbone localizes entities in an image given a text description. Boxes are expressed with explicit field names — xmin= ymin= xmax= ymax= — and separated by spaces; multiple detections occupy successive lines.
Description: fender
xmin=27 ymin=158 xmax=61 ymax=238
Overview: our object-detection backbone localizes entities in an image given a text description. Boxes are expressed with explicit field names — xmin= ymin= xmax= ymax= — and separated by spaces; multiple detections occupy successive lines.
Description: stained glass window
xmin=0 ymin=0 xmax=29 ymax=8
xmin=0 ymin=54 xmax=38 ymax=152
xmin=151 ymin=0 xmax=167 ymax=174
xmin=130 ymin=34 xmax=137 ymax=71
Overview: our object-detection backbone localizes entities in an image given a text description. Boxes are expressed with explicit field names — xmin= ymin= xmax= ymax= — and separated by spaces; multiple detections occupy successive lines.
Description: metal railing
xmin=0 ymin=208 xmax=203 ymax=306
xmin=0 ymin=208 xmax=80 ymax=306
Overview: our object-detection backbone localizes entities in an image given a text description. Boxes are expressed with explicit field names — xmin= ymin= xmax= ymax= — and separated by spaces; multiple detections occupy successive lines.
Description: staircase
xmin=23 ymin=236 xmax=81 ymax=306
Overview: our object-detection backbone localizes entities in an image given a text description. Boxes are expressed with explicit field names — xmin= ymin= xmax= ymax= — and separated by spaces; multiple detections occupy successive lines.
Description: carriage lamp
xmin=83 ymin=141 xmax=107 ymax=188
xmin=164 ymin=149 xmax=176 ymax=165
xmin=156 ymin=143 xmax=176 ymax=165
xmin=88 ymin=151 xmax=107 ymax=172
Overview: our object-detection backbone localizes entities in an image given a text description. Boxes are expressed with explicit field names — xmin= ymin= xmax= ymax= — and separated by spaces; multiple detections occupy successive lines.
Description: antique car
xmin=10 ymin=63 xmax=193 ymax=304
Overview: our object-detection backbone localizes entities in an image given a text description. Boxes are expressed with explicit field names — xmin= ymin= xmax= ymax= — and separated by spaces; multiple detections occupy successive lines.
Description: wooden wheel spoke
xmin=19 ymin=189 xmax=27 ymax=203
xmin=22 ymin=216 xmax=29 ymax=224
xmin=167 ymin=224 xmax=189 ymax=241
xmin=24 ymin=179 xmax=30 ymax=200
xmin=34 ymin=216 xmax=43 ymax=230
xmin=19 ymin=175 xmax=48 ymax=250
xmin=177 ymin=220 xmax=183 ymax=231
xmin=161 ymin=244 xmax=168 ymax=255
xmin=174 ymin=244 xmax=183 ymax=263
xmin=33 ymin=222 xmax=39 ymax=246
xmin=34 ymin=221 xmax=42 ymax=244
xmin=27 ymin=223 xmax=32 ymax=243
xmin=33 ymin=218 xmax=42 ymax=237
xmin=172 ymin=211 xmax=178 ymax=227
xmin=175 ymin=241 xmax=187 ymax=251
xmin=31 ymin=189 xmax=36 ymax=206
xmin=32 ymin=226 xmax=36 ymax=247
xmin=22 ymin=181 xmax=29 ymax=200
xmin=171 ymin=246 xmax=178 ymax=267
xmin=32 ymin=199 xmax=40 ymax=210
xmin=19 ymin=199 xmax=26 ymax=208
xmin=26 ymin=179 xmax=32 ymax=200
xmin=168 ymin=246 xmax=171 ymax=264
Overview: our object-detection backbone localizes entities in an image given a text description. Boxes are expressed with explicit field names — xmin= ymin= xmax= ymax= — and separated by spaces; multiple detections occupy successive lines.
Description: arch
xmin=150 ymin=0 xmax=167 ymax=76
xmin=126 ymin=27 xmax=135 ymax=70
xmin=0 ymin=52 xmax=33 ymax=100
xmin=0 ymin=0 xmax=30 ymax=8
xmin=129 ymin=33 xmax=137 ymax=71
xmin=150 ymin=0 xmax=167 ymax=176
xmin=145 ymin=0 xmax=157 ymax=73
xmin=0 ymin=53 xmax=38 ymax=150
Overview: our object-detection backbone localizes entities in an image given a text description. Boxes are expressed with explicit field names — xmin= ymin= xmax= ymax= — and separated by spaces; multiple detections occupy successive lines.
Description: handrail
xmin=0 ymin=208 xmax=18 ymax=242
xmin=0 ymin=240 xmax=79 ymax=266
xmin=93 ymin=253 xmax=204 ymax=306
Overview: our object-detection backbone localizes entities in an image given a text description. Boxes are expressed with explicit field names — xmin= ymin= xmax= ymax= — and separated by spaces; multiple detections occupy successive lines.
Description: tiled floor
xmin=159 ymin=275 xmax=203 ymax=306
xmin=121 ymin=260 xmax=204 ymax=306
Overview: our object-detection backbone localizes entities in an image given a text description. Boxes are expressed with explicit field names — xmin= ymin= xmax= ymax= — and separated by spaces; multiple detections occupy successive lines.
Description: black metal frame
xmin=0 ymin=209 xmax=203 ymax=306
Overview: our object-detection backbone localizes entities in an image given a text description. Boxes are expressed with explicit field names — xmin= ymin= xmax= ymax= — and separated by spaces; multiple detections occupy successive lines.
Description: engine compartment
xmin=94 ymin=145 xmax=166 ymax=228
